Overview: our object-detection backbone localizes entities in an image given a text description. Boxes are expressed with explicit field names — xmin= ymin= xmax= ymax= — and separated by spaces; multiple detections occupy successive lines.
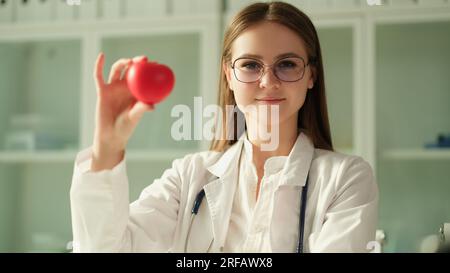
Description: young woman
xmin=70 ymin=2 xmax=378 ymax=253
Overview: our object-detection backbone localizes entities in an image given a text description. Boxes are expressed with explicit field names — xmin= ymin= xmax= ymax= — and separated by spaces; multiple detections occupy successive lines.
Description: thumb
xmin=128 ymin=101 xmax=155 ymax=124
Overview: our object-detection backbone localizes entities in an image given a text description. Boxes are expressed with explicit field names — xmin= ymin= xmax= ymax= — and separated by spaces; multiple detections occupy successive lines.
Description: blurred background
xmin=0 ymin=0 xmax=449 ymax=253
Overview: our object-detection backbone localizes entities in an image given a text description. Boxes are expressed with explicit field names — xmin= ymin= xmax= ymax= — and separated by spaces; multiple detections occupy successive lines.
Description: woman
xmin=70 ymin=2 xmax=378 ymax=253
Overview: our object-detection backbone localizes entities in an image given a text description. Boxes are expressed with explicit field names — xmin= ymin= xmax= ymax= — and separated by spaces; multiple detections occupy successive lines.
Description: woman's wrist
xmin=91 ymin=140 xmax=126 ymax=172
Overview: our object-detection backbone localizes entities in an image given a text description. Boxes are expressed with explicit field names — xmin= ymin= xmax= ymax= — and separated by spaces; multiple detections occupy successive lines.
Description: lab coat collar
xmin=206 ymin=130 xmax=315 ymax=187
xmin=206 ymin=133 xmax=246 ymax=178
xmin=203 ymin=133 xmax=245 ymax=251
xmin=279 ymin=131 xmax=315 ymax=187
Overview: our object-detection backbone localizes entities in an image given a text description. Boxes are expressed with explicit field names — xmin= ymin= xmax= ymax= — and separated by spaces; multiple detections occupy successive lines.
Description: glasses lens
xmin=232 ymin=57 xmax=306 ymax=83
xmin=274 ymin=57 xmax=306 ymax=82
xmin=233 ymin=58 xmax=263 ymax=83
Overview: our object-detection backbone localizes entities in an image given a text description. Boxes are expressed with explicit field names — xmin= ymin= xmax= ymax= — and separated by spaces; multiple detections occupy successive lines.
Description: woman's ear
xmin=307 ymin=80 xmax=314 ymax=90
xmin=307 ymin=66 xmax=316 ymax=90
xmin=223 ymin=62 xmax=233 ymax=91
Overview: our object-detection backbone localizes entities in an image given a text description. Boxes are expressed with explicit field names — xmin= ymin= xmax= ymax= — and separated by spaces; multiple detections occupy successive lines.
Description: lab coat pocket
xmin=184 ymin=199 xmax=214 ymax=253
xmin=270 ymin=186 xmax=301 ymax=253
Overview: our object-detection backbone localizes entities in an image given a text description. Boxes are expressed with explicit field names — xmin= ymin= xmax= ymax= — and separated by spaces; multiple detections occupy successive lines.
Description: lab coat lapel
xmin=184 ymin=195 xmax=215 ymax=252
xmin=279 ymin=132 xmax=315 ymax=187
xmin=203 ymin=139 xmax=244 ymax=252
xmin=270 ymin=132 xmax=315 ymax=252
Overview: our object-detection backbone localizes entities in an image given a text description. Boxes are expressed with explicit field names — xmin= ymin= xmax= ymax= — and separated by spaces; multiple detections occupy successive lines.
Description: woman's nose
xmin=259 ymin=68 xmax=281 ymax=89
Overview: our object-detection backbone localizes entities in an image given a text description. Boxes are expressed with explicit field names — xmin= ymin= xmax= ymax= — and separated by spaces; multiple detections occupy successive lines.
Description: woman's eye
xmin=278 ymin=61 xmax=297 ymax=69
xmin=241 ymin=62 xmax=261 ymax=71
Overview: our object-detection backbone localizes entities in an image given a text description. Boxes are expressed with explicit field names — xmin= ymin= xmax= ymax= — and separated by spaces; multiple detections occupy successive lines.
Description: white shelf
xmin=0 ymin=150 xmax=78 ymax=163
xmin=383 ymin=148 xmax=450 ymax=160
xmin=125 ymin=150 xmax=200 ymax=162
xmin=0 ymin=149 xmax=201 ymax=163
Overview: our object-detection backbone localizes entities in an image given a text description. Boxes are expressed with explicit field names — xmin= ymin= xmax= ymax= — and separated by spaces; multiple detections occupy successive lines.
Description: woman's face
xmin=224 ymin=21 xmax=315 ymax=128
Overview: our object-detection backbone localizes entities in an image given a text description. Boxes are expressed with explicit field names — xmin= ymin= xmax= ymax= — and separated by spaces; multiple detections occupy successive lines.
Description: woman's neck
xmin=246 ymin=115 xmax=299 ymax=168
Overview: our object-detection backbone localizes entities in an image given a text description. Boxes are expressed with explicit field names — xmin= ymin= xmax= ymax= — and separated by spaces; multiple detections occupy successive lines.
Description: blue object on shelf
xmin=425 ymin=134 xmax=450 ymax=149
xmin=4 ymin=131 xmax=65 ymax=151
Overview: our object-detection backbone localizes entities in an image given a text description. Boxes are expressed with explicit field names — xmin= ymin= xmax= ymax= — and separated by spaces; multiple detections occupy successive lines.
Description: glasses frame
xmin=230 ymin=56 xmax=312 ymax=83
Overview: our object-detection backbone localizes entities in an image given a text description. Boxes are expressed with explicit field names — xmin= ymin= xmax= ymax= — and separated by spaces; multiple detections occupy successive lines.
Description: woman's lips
xmin=255 ymin=98 xmax=286 ymax=105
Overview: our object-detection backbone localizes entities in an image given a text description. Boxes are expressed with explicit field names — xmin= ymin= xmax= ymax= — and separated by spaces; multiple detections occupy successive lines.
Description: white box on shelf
xmin=364 ymin=0 xmax=386 ymax=6
xmin=125 ymin=0 xmax=167 ymax=19
xmin=0 ymin=0 xmax=14 ymax=23
xmin=172 ymin=0 xmax=220 ymax=15
xmin=16 ymin=0 xmax=53 ymax=23
xmin=100 ymin=0 xmax=122 ymax=19
xmin=4 ymin=131 xmax=35 ymax=151
xmin=77 ymin=0 xmax=97 ymax=20
xmin=4 ymin=130 xmax=65 ymax=151
xmin=54 ymin=0 xmax=76 ymax=21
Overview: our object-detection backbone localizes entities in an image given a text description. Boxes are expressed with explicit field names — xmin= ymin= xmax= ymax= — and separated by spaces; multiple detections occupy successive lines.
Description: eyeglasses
xmin=231 ymin=56 xmax=311 ymax=83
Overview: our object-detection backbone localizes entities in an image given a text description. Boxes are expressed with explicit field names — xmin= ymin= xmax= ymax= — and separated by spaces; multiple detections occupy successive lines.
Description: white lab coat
xmin=70 ymin=132 xmax=378 ymax=253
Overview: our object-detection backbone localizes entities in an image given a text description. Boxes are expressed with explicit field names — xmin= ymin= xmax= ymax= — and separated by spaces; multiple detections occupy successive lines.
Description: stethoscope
xmin=184 ymin=144 xmax=310 ymax=253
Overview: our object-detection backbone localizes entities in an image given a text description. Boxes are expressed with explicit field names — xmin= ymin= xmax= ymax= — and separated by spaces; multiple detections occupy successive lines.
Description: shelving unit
xmin=383 ymin=149 xmax=450 ymax=160
xmin=0 ymin=32 xmax=83 ymax=253
xmin=0 ymin=0 xmax=221 ymax=252
xmin=373 ymin=13 xmax=450 ymax=252
xmin=0 ymin=38 xmax=81 ymax=152
xmin=0 ymin=0 xmax=449 ymax=253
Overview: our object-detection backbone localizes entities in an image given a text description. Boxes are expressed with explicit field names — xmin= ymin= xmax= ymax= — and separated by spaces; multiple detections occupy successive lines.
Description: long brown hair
xmin=210 ymin=1 xmax=333 ymax=152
